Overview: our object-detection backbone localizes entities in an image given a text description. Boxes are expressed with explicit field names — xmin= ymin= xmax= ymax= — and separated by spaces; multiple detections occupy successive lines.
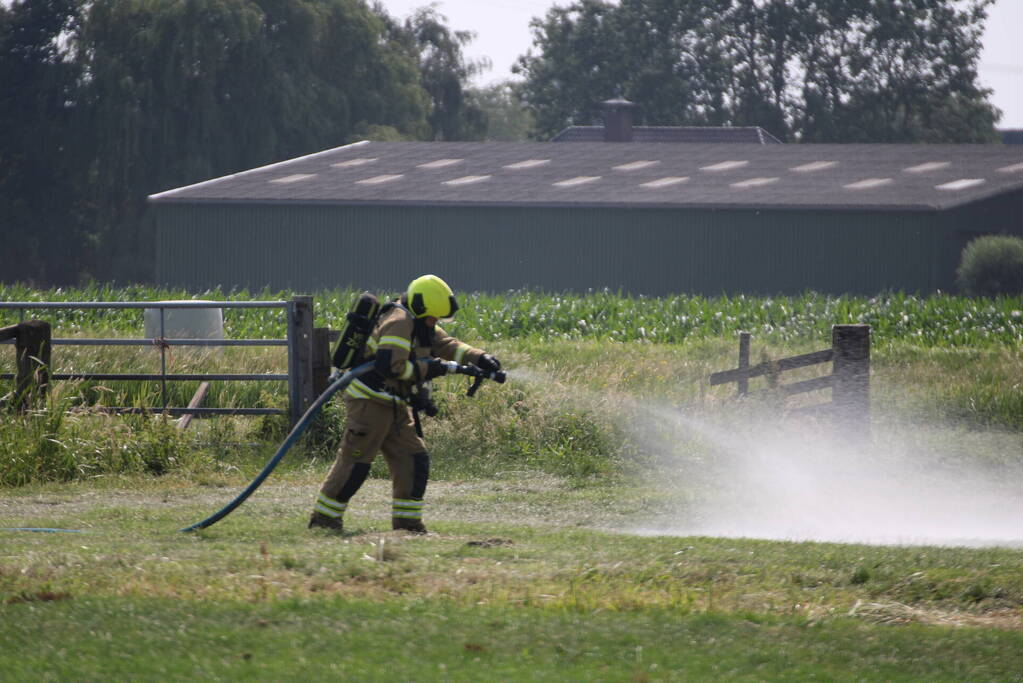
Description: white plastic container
xmin=144 ymin=301 xmax=224 ymax=342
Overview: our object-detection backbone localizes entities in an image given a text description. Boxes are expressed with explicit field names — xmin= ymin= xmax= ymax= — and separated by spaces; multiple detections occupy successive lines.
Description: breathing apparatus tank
xmin=332 ymin=292 xmax=381 ymax=369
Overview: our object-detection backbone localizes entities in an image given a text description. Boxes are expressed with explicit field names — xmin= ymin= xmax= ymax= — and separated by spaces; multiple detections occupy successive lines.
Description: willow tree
xmin=77 ymin=0 xmax=431 ymax=280
xmin=0 ymin=0 xmax=88 ymax=284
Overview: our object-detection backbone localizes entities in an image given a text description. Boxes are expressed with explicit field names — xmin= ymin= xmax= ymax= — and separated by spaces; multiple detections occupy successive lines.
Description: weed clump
xmin=850 ymin=566 xmax=871 ymax=585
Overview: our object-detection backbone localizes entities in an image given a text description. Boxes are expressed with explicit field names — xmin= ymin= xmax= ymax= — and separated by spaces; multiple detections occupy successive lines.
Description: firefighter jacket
xmin=344 ymin=302 xmax=484 ymax=405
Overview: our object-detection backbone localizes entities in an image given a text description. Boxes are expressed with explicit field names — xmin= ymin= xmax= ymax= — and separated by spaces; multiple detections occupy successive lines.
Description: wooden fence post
xmin=11 ymin=320 xmax=51 ymax=412
xmin=0 ymin=323 xmax=16 ymax=410
xmin=312 ymin=327 xmax=332 ymax=397
xmin=288 ymin=296 xmax=316 ymax=426
xmin=737 ymin=331 xmax=751 ymax=397
xmin=831 ymin=324 xmax=870 ymax=438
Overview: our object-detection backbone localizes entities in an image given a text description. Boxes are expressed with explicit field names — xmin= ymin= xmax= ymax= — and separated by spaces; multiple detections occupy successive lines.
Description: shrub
xmin=956 ymin=235 xmax=1023 ymax=297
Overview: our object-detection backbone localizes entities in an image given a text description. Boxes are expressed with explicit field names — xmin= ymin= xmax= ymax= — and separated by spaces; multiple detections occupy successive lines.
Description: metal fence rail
xmin=0 ymin=298 xmax=316 ymax=423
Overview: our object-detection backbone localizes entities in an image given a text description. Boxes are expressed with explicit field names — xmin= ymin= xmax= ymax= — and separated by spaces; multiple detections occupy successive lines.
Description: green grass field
xmin=2 ymin=473 xmax=1022 ymax=680
xmin=2 ymin=286 xmax=1022 ymax=679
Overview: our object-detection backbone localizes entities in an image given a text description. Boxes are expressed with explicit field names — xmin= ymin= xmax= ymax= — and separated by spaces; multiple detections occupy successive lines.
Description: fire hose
xmin=179 ymin=360 xmax=505 ymax=533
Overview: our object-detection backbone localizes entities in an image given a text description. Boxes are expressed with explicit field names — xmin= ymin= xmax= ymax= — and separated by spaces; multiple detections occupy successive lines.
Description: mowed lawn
xmin=2 ymin=473 xmax=1021 ymax=681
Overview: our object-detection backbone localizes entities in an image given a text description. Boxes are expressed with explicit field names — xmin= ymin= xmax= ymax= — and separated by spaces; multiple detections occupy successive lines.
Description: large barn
xmin=149 ymin=139 xmax=1023 ymax=296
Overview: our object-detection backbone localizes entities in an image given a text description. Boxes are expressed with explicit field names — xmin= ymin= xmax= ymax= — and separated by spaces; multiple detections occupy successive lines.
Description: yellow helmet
xmin=407 ymin=274 xmax=459 ymax=320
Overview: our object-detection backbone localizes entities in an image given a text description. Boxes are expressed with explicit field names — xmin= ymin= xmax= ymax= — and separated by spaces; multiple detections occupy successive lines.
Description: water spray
xmin=506 ymin=370 xmax=1023 ymax=549
xmin=623 ymin=399 xmax=1023 ymax=548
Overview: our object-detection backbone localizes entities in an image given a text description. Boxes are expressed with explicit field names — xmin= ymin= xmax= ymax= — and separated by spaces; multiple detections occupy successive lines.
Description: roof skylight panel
xmin=418 ymin=158 xmax=463 ymax=169
xmin=356 ymin=174 xmax=404 ymax=185
xmin=844 ymin=178 xmax=893 ymax=190
xmin=903 ymin=161 xmax=951 ymax=173
xmin=271 ymin=173 xmax=316 ymax=184
xmin=790 ymin=161 xmax=837 ymax=173
xmin=700 ymin=160 xmax=749 ymax=172
xmin=331 ymin=158 xmax=378 ymax=168
xmin=553 ymin=176 xmax=601 ymax=187
xmin=504 ymin=159 xmax=550 ymax=169
xmin=639 ymin=177 xmax=689 ymax=188
xmin=998 ymin=162 xmax=1023 ymax=174
xmin=443 ymin=175 xmax=492 ymax=186
xmin=935 ymin=178 xmax=985 ymax=191
xmin=731 ymin=177 xmax=779 ymax=189
xmin=614 ymin=160 xmax=660 ymax=171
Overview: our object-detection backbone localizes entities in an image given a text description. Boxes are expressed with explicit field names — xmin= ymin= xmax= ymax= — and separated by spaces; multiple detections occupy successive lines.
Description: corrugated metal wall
xmin=154 ymin=197 xmax=1023 ymax=295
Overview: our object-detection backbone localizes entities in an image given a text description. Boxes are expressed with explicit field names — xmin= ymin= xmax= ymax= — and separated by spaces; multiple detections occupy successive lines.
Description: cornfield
xmin=3 ymin=283 xmax=1023 ymax=348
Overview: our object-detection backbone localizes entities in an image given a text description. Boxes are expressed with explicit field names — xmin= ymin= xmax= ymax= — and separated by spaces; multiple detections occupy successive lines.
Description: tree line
xmin=0 ymin=0 xmax=489 ymax=285
xmin=515 ymin=0 xmax=1000 ymax=143
xmin=1 ymin=0 xmax=1001 ymax=286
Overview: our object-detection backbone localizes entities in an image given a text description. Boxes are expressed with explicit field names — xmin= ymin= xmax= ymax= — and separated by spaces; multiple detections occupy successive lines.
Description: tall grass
xmin=3 ymin=285 xmax=1023 ymax=486
xmin=0 ymin=398 xmax=222 ymax=486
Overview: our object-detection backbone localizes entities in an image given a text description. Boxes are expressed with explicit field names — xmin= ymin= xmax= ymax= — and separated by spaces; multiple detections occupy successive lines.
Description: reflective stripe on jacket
xmin=347 ymin=302 xmax=483 ymax=405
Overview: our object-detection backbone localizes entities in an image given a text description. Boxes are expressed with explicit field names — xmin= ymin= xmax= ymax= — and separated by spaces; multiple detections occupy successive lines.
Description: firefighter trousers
xmin=315 ymin=396 xmax=429 ymax=526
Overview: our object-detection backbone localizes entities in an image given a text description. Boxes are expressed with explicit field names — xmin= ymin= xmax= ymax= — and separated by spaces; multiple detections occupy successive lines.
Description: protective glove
xmin=424 ymin=359 xmax=458 ymax=380
xmin=475 ymin=353 xmax=501 ymax=373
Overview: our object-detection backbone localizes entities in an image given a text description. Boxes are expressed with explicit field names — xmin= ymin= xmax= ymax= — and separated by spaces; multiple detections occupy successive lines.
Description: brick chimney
xmin=601 ymin=97 xmax=636 ymax=142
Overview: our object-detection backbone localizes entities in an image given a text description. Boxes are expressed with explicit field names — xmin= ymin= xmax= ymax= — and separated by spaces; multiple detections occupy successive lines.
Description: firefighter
xmin=308 ymin=274 xmax=500 ymax=533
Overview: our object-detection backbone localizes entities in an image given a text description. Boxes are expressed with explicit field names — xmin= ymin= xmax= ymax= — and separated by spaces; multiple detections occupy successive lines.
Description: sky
xmin=377 ymin=0 xmax=1023 ymax=130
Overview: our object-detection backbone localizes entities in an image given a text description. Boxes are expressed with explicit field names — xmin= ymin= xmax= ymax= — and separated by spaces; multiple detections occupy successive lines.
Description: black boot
xmin=308 ymin=511 xmax=344 ymax=532
xmin=392 ymin=517 xmax=427 ymax=534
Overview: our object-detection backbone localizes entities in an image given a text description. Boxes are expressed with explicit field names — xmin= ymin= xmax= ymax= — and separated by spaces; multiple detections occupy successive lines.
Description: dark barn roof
xmin=550 ymin=125 xmax=782 ymax=144
xmin=149 ymin=141 xmax=1023 ymax=212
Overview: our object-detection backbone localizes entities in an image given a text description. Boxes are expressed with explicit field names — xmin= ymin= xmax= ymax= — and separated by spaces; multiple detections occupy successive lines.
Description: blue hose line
xmin=179 ymin=361 xmax=376 ymax=533
xmin=2 ymin=528 xmax=85 ymax=533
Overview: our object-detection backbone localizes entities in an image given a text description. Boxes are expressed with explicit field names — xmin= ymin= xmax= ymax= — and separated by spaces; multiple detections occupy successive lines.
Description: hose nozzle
xmin=455 ymin=364 xmax=507 ymax=396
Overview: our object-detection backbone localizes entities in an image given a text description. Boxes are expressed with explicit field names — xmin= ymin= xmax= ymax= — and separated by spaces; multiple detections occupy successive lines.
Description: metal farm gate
xmin=1 ymin=297 xmax=327 ymax=426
